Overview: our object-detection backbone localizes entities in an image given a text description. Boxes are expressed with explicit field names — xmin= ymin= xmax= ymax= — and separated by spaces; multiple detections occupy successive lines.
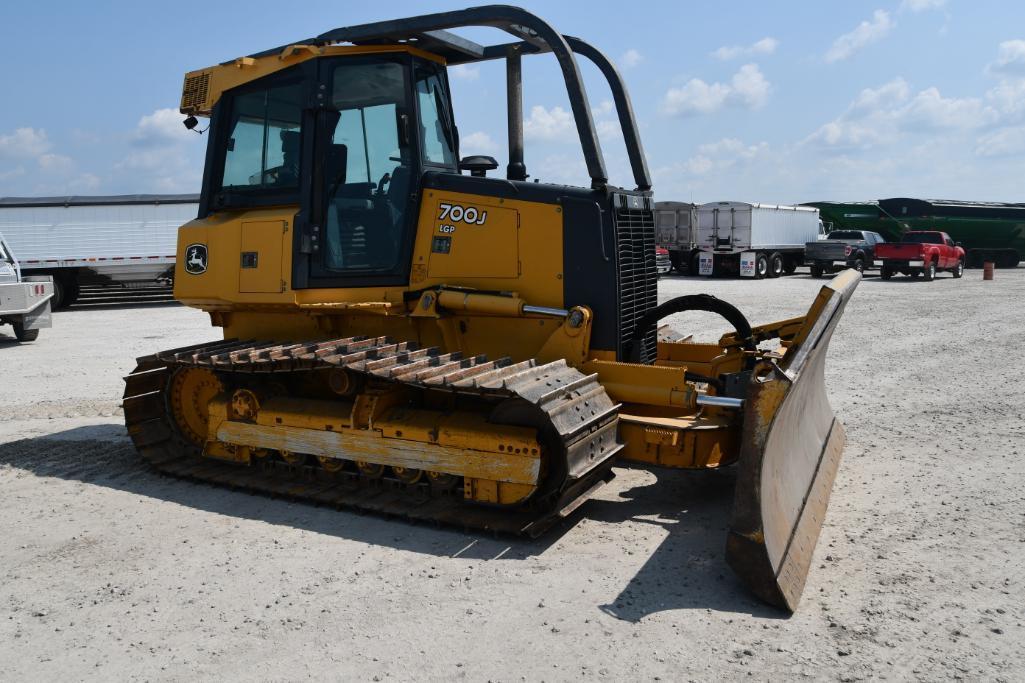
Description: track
xmin=123 ymin=336 xmax=622 ymax=536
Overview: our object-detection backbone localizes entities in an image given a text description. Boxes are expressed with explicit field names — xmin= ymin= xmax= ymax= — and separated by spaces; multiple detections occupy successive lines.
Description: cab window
xmin=220 ymin=81 xmax=303 ymax=192
xmin=321 ymin=61 xmax=412 ymax=273
xmin=415 ymin=70 xmax=456 ymax=167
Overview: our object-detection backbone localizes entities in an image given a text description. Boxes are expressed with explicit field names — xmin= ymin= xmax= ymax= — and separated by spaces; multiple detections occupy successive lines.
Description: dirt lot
xmin=1 ymin=268 xmax=1023 ymax=681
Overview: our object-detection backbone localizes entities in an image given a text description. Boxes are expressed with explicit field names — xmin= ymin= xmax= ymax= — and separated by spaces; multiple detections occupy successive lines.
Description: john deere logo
xmin=185 ymin=243 xmax=208 ymax=275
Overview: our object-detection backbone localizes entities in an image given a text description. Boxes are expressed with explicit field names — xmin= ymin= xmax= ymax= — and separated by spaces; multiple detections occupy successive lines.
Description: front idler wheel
xmin=168 ymin=367 xmax=223 ymax=447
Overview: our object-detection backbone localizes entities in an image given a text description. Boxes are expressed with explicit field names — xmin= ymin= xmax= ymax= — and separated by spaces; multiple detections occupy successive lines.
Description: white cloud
xmin=532 ymin=153 xmax=587 ymax=186
xmin=901 ymin=88 xmax=992 ymax=130
xmin=0 ymin=128 xmax=51 ymax=159
xmin=662 ymin=64 xmax=770 ymax=116
xmin=712 ymin=37 xmax=778 ymax=61
xmin=449 ymin=64 xmax=480 ymax=81
xmin=653 ymin=138 xmax=768 ymax=183
xmin=133 ymin=108 xmax=193 ymax=146
xmin=461 ymin=131 xmax=498 ymax=153
xmin=975 ymin=126 xmax=1025 ymax=157
xmin=523 ymin=105 xmax=575 ymax=141
xmin=596 ymin=119 xmax=621 ymax=141
xmin=825 ymin=10 xmax=894 ymax=63
xmin=807 ymin=78 xmax=996 ymax=151
xmin=900 ymin=0 xmax=945 ymax=11
xmin=731 ymin=64 xmax=771 ymax=108
xmin=114 ymin=107 xmax=204 ymax=192
xmin=619 ymin=49 xmax=643 ymax=69
xmin=37 ymin=153 xmax=74 ymax=173
xmin=698 ymin=138 xmax=769 ymax=159
xmin=986 ymin=40 xmax=1025 ymax=78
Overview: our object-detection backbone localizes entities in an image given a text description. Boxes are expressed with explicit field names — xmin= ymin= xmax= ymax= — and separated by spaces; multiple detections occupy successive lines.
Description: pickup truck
xmin=0 ymin=232 xmax=53 ymax=342
xmin=805 ymin=229 xmax=887 ymax=277
xmin=656 ymin=247 xmax=672 ymax=276
xmin=876 ymin=231 xmax=965 ymax=281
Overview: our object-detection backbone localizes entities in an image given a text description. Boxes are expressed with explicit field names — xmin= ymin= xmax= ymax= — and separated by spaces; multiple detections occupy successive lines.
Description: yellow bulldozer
xmin=122 ymin=6 xmax=859 ymax=611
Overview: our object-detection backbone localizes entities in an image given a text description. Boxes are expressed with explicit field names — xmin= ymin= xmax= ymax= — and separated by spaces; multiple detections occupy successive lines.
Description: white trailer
xmin=0 ymin=194 xmax=198 ymax=307
xmin=655 ymin=201 xmax=699 ymax=273
xmin=695 ymin=201 xmax=824 ymax=278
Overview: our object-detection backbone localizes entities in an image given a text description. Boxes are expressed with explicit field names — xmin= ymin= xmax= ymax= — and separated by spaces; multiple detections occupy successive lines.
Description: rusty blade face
xmin=726 ymin=270 xmax=860 ymax=612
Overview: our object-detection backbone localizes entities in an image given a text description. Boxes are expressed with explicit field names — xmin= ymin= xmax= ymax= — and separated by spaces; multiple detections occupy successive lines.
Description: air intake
xmin=181 ymin=73 xmax=211 ymax=114
xmin=612 ymin=193 xmax=658 ymax=364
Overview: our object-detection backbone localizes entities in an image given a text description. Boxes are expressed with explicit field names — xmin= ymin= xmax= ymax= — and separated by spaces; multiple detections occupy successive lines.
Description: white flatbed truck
xmin=0 ymin=232 xmax=53 ymax=343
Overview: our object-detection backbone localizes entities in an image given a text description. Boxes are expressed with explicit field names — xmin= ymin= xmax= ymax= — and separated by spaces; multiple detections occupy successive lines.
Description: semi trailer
xmin=0 ymin=195 xmax=199 ymax=307
xmin=654 ymin=201 xmax=699 ymax=273
xmin=696 ymin=201 xmax=824 ymax=278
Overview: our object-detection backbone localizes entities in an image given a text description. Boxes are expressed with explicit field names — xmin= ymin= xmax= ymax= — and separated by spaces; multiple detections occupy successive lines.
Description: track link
xmin=123 ymin=336 xmax=621 ymax=536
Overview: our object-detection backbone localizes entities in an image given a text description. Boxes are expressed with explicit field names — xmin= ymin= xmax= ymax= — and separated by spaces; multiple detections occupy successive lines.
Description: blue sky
xmin=2 ymin=1 xmax=1024 ymax=203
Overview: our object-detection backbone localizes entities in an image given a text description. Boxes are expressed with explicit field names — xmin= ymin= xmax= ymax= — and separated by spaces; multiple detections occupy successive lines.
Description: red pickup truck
xmin=877 ymin=231 xmax=965 ymax=281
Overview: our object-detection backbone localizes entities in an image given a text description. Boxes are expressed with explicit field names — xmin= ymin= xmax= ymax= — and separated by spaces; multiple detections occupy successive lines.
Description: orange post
xmin=983 ymin=261 xmax=995 ymax=280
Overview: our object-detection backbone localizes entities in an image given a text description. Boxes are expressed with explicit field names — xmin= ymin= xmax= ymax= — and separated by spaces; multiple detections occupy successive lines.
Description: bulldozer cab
xmin=183 ymin=6 xmax=651 ymax=293
xmin=212 ymin=55 xmax=449 ymax=284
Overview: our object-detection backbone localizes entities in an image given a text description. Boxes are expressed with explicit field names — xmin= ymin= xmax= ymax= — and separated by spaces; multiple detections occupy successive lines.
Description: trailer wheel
xmin=768 ymin=252 xmax=784 ymax=278
xmin=50 ymin=278 xmax=65 ymax=309
xmin=782 ymin=258 xmax=798 ymax=275
xmin=690 ymin=252 xmax=702 ymax=276
xmin=952 ymin=258 xmax=964 ymax=278
xmin=755 ymin=254 xmax=769 ymax=279
xmin=13 ymin=323 xmax=39 ymax=343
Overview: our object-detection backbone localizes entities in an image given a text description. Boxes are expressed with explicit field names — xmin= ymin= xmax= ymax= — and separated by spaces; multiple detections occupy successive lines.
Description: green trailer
xmin=805 ymin=198 xmax=1024 ymax=268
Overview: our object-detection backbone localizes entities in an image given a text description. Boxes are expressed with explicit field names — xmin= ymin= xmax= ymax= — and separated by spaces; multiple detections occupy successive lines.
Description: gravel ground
xmin=1 ymin=268 xmax=1023 ymax=681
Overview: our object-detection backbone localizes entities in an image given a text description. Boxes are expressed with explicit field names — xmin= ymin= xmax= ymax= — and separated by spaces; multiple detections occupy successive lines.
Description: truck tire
xmin=810 ymin=265 xmax=823 ymax=278
xmin=669 ymin=252 xmax=682 ymax=273
xmin=768 ymin=252 xmax=784 ymax=278
xmin=13 ymin=323 xmax=39 ymax=343
xmin=782 ymin=258 xmax=798 ymax=275
xmin=852 ymin=256 xmax=865 ymax=274
xmin=952 ymin=258 xmax=964 ymax=278
xmin=880 ymin=266 xmax=892 ymax=280
xmin=923 ymin=260 xmax=936 ymax=281
xmin=755 ymin=254 xmax=769 ymax=279
xmin=51 ymin=278 xmax=65 ymax=309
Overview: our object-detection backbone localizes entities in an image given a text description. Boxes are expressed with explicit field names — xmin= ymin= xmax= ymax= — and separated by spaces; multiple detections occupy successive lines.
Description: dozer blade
xmin=726 ymin=270 xmax=860 ymax=612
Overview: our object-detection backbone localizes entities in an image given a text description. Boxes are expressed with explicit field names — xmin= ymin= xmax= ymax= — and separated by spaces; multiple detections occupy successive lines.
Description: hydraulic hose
xmin=627 ymin=294 xmax=756 ymax=364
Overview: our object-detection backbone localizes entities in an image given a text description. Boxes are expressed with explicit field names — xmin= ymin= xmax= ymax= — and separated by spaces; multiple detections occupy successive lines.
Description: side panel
xmin=749 ymin=206 xmax=821 ymax=250
xmin=424 ymin=199 xmax=520 ymax=279
xmin=409 ymin=188 xmax=564 ymax=309
xmin=239 ymin=221 xmax=286 ymax=293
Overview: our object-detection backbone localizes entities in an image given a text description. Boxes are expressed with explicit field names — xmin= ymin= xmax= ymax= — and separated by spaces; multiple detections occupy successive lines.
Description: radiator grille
xmin=613 ymin=193 xmax=658 ymax=363
xmin=181 ymin=72 xmax=210 ymax=113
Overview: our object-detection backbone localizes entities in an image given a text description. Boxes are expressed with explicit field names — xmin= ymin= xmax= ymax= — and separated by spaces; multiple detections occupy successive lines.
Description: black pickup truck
xmin=805 ymin=230 xmax=887 ymax=277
